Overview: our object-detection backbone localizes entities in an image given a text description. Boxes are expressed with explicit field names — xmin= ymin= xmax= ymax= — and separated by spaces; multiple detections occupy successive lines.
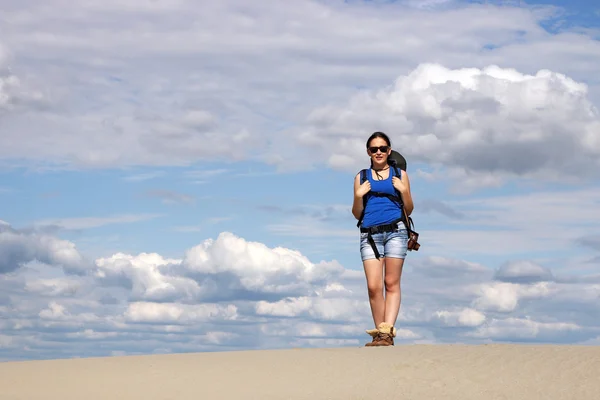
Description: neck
xmin=372 ymin=162 xmax=388 ymax=171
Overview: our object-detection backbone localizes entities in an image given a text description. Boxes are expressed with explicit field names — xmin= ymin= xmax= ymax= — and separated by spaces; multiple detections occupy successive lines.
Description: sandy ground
xmin=1 ymin=344 xmax=599 ymax=400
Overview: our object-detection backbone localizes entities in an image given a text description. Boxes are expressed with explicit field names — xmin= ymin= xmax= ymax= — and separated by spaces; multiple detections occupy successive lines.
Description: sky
xmin=1 ymin=0 xmax=599 ymax=361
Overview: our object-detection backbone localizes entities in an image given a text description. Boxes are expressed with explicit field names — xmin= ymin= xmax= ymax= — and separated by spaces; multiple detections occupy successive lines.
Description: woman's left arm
xmin=393 ymin=170 xmax=414 ymax=216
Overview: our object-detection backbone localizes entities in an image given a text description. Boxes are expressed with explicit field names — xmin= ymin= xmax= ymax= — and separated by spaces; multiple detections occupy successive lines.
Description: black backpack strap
xmin=356 ymin=169 xmax=368 ymax=228
xmin=361 ymin=169 xmax=367 ymax=184
xmin=390 ymin=165 xmax=415 ymax=235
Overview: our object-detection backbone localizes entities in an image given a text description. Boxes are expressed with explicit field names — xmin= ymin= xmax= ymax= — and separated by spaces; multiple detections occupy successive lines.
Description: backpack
xmin=356 ymin=151 xmax=420 ymax=252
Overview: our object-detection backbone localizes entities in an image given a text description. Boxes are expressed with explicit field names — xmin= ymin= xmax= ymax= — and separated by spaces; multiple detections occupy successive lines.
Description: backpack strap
xmin=356 ymin=169 xmax=368 ymax=228
xmin=390 ymin=165 xmax=416 ymax=236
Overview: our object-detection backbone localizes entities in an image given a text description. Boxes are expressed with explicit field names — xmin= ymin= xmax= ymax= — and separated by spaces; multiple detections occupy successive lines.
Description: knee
xmin=367 ymin=284 xmax=383 ymax=298
xmin=384 ymin=278 xmax=400 ymax=292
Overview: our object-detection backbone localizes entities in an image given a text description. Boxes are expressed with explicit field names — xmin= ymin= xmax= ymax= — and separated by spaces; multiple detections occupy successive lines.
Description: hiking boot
xmin=364 ymin=328 xmax=380 ymax=347
xmin=373 ymin=322 xmax=396 ymax=346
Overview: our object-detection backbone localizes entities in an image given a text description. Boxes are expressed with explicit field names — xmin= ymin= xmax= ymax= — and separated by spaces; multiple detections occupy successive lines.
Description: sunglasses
xmin=368 ymin=146 xmax=389 ymax=153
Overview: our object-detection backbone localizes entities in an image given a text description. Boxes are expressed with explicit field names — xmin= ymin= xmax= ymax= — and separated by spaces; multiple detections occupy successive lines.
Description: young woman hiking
xmin=352 ymin=132 xmax=414 ymax=347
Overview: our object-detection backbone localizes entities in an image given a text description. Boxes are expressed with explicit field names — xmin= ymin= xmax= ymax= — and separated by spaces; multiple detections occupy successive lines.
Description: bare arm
xmin=399 ymin=170 xmax=414 ymax=216
xmin=352 ymin=173 xmax=371 ymax=220
xmin=352 ymin=173 xmax=364 ymax=220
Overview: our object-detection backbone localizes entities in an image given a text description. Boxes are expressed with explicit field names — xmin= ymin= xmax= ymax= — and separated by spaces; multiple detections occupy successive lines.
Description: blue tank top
xmin=361 ymin=167 xmax=403 ymax=228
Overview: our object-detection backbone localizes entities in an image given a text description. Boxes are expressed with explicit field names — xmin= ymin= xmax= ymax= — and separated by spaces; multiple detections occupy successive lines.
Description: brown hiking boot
xmin=364 ymin=328 xmax=380 ymax=347
xmin=373 ymin=322 xmax=396 ymax=346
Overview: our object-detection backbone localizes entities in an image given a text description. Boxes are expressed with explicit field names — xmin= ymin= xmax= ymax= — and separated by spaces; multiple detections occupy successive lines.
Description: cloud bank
xmin=0 ymin=0 xmax=599 ymax=186
xmin=297 ymin=63 xmax=600 ymax=190
xmin=1 ymin=222 xmax=599 ymax=361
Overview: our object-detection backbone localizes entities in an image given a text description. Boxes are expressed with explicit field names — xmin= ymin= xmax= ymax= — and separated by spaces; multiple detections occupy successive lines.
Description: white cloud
xmin=33 ymin=214 xmax=162 ymax=230
xmin=471 ymin=281 xmax=553 ymax=312
xmin=1 ymin=2 xmax=599 ymax=171
xmin=90 ymin=232 xmax=349 ymax=305
xmin=295 ymin=63 xmax=600 ymax=190
xmin=254 ymin=296 xmax=366 ymax=322
xmin=255 ymin=297 xmax=312 ymax=317
xmin=65 ymin=329 xmax=119 ymax=340
xmin=182 ymin=232 xmax=345 ymax=296
xmin=123 ymin=302 xmax=238 ymax=324
xmin=494 ymin=260 xmax=554 ymax=283
xmin=38 ymin=301 xmax=100 ymax=324
xmin=24 ymin=278 xmax=81 ymax=296
xmin=435 ymin=308 xmax=487 ymax=327
xmin=94 ymin=252 xmax=201 ymax=302
xmin=0 ymin=223 xmax=88 ymax=274
xmin=203 ymin=331 xmax=239 ymax=345
xmin=1 ymin=227 xmax=600 ymax=360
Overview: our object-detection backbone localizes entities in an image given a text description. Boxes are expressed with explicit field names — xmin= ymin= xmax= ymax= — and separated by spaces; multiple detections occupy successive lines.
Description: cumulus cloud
xmin=25 ymin=278 xmax=82 ymax=297
xmin=255 ymin=296 xmax=365 ymax=323
xmin=94 ymin=252 xmax=200 ymax=302
xmin=0 ymin=223 xmax=88 ymax=274
xmin=494 ymin=260 xmax=554 ymax=284
xmin=296 ymin=63 xmax=600 ymax=190
xmin=471 ymin=281 xmax=553 ymax=312
xmin=435 ymin=308 xmax=487 ymax=327
xmin=124 ymin=302 xmax=238 ymax=324
xmin=90 ymin=232 xmax=349 ymax=306
xmin=38 ymin=301 xmax=100 ymax=324
xmin=1 ymin=226 xmax=600 ymax=361
xmin=180 ymin=232 xmax=346 ymax=299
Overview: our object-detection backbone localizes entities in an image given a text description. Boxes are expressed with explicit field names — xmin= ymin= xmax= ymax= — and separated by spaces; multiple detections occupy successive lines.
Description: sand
xmin=1 ymin=344 xmax=599 ymax=399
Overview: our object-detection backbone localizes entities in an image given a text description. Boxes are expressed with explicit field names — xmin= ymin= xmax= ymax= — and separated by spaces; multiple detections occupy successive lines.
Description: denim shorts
xmin=360 ymin=225 xmax=409 ymax=261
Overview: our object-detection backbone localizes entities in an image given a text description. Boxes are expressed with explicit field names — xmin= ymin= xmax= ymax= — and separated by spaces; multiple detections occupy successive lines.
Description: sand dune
xmin=1 ymin=344 xmax=599 ymax=399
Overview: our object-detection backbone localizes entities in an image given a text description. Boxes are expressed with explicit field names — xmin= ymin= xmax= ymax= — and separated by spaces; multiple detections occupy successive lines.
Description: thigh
xmin=383 ymin=256 xmax=404 ymax=286
xmin=360 ymin=232 xmax=385 ymax=261
xmin=363 ymin=257 xmax=385 ymax=288
xmin=383 ymin=228 xmax=408 ymax=259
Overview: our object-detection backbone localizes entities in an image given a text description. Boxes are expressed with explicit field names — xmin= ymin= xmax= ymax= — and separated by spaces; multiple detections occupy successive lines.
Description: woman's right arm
xmin=352 ymin=173 xmax=370 ymax=220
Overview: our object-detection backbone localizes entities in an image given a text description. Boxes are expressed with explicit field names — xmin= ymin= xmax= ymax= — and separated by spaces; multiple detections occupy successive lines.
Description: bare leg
xmin=363 ymin=257 xmax=385 ymax=327
xmin=383 ymin=256 xmax=405 ymax=325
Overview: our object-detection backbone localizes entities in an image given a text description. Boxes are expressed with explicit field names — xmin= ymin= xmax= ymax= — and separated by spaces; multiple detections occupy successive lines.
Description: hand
xmin=355 ymin=180 xmax=371 ymax=198
xmin=392 ymin=175 xmax=408 ymax=194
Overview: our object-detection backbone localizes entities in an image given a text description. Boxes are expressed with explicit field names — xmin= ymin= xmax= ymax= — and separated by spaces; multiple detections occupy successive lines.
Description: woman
xmin=352 ymin=132 xmax=414 ymax=347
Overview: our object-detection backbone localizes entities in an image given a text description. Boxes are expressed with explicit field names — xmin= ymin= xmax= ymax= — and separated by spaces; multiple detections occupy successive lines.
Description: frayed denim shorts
xmin=360 ymin=225 xmax=408 ymax=261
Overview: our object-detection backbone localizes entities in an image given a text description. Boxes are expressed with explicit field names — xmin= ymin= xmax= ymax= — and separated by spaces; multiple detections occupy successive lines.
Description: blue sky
xmin=1 ymin=0 xmax=600 ymax=361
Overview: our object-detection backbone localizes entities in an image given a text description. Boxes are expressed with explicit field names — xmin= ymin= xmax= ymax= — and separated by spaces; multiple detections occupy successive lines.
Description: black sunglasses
xmin=368 ymin=146 xmax=389 ymax=153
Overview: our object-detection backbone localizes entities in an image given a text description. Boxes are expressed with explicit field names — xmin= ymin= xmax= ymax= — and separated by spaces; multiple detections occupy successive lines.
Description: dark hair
xmin=366 ymin=131 xmax=392 ymax=168
xmin=366 ymin=131 xmax=391 ymax=149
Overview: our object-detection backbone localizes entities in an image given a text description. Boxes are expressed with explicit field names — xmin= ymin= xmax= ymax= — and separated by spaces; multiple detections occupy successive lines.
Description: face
xmin=367 ymin=137 xmax=391 ymax=163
